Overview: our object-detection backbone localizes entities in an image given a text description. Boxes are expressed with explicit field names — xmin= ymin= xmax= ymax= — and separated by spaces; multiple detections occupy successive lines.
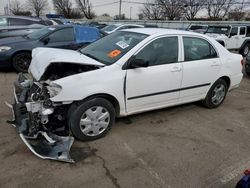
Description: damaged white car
xmin=8 ymin=28 xmax=243 ymax=162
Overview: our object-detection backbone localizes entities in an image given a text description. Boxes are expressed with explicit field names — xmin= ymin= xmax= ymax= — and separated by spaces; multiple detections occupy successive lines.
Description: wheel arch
xmin=11 ymin=50 xmax=32 ymax=63
xmin=81 ymin=93 xmax=121 ymax=117
xmin=218 ymin=76 xmax=231 ymax=89
xmin=239 ymin=40 xmax=250 ymax=56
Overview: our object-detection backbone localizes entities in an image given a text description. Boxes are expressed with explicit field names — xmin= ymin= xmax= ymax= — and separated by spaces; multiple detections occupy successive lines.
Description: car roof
xmin=0 ymin=15 xmax=42 ymax=21
xmin=122 ymin=28 xmax=205 ymax=37
xmin=111 ymin=23 xmax=143 ymax=27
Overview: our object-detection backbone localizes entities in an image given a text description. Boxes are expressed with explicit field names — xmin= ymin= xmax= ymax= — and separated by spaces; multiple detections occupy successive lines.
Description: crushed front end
xmin=7 ymin=73 xmax=75 ymax=163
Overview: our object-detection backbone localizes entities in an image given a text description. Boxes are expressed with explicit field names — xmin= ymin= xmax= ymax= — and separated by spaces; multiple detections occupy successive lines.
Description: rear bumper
xmin=6 ymin=73 xmax=75 ymax=163
xmin=229 ymin=73 xmax=243 ymax=91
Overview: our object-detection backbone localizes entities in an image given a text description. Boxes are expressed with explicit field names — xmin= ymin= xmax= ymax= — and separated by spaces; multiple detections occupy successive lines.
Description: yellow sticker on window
xmin=108 ymin=49 xmax=121 ymax=58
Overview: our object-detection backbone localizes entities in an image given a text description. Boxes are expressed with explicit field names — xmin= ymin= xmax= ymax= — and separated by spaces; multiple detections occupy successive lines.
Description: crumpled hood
xmin=29 ymin=47 xmax=104 ymax=80
xmin=205 ymin=33 xmax=228 ymax=40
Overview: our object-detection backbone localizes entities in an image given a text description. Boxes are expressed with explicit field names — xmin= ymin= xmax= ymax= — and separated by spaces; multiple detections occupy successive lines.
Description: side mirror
xmin=42 ymin=37 xmax=50 ymax=45
xmin=129 ymin=58 xmax=148 ymax=68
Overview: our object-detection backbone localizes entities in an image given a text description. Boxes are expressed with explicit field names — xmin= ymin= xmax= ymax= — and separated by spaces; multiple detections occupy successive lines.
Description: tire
xmin=69 ymin=98 xmax=116 ymax=141
xmin=12 ymin=52 xmax=31 ymax=73
xmin=203 ymin=79 xmax=228 ymax=108
xmin=241 ymin=43 xmax=250 ymax=57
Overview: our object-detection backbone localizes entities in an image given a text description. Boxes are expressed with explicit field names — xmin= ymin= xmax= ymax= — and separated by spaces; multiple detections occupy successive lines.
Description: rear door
xmin=180 ymin=36 xmax=221 ymax=102
xmin=125 ymin=36 xmax=183 ymax=113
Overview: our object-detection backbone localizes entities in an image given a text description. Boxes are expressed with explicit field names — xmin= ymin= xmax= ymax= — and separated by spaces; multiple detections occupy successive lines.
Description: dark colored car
xmin=82 ymin=21 xmax=107 ymax=29
xmin=246 ymin=56 xmax=250 ymax=76
xmin=0 ymin=15 xmax=48 ymax=27
xmin=0 ymin=15 xmax=50 ymax=39
xmin=0 ymin=24 xmax=46 ymax=39
xmin=0 ymin=25 xmax=103 ymax=72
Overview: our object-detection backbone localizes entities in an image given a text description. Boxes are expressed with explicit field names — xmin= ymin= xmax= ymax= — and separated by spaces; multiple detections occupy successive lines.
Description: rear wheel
xmin=203 ymin=79 xmax=228 ymax=108
xmin=69 ymin=98 xmax=116 ymax=141
xmin=12 ymin=52 xmax=31 ymax=73
xmin=241 ymin=43 xmax=250 ymax=57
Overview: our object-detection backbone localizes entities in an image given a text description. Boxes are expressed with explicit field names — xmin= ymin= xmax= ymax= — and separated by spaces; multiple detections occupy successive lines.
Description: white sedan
xmin=11 ymin=28 xmax=243 ymax=162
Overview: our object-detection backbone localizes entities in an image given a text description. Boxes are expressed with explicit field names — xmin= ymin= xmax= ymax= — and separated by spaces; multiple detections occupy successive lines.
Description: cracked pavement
xmin=0 ymin=71 xmax=250 ymax=188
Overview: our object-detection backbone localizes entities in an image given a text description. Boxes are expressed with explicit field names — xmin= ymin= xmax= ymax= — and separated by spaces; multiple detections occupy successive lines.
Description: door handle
xmin=211 ymin=62 xmax=219 ymax=67
xmin=171 ymin=66 xmax=182 ymax=72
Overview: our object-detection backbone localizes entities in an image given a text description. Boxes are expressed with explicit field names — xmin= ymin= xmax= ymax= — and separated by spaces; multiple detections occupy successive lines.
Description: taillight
xmin=241 ymin=59 xmax=244 ymax=66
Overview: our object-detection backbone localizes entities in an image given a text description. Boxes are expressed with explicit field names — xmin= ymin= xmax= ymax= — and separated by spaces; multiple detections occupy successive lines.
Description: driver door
xmin=125 ymin=36 xmax=183 ymax=113
xmin=227 ymin=27 xmax=239 ymax=49
xmin=42 ymin=27 xmax=76 ymax=49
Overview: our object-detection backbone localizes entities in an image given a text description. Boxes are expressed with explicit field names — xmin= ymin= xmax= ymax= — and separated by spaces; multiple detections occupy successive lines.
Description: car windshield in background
xmin=80 ymin=31 xmax=148 ymax=65
xmin=206 ymin=26 xmax=230 ymax=35
xmin=102 ymin=25 xmax=119 ymax=32
xmin=27 ymin=27 xmax=56 ymax=39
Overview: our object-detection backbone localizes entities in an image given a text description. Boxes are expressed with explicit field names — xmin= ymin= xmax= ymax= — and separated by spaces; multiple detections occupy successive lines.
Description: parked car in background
xmin=0 ymin=15 xmax=48 ymax=27
xmin=101 ymin=23 xmax=144 ymax=34
xmin=0 ymin=25 xmax=103 ymax=72
xmin=245 ymin=56 xmax=250 ymax=76
xmin=11 ymin=28 xmax=243 ymax=162
xmin=82 ymin=21 xmax=107 ymax=29
xmin=0 ymin=24 xmax=46 ymax=39
xmin=205 ymin=25 xmax=250 ymax=56
xmin=187 ymin=24 xmax=208 ymax=33
xmin=0 ymin=15 xmax=50 ymax=39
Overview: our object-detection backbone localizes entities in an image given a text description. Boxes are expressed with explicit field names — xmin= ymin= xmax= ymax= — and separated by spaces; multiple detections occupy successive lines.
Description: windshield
xmin=206 ymin=26 xmax=230 ymax=35
xmin=102 ymin=25 xmax=119 ymax=32
xmin=80 ymin=31 xmax=148 ymax=65
xmin=27 ymin=27 xmax=56 ymax=39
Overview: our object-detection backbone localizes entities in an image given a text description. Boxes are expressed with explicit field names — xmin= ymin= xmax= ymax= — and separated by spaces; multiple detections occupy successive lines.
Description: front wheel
xmin=69 ymin=98 xmax=116 ymax=141
xmin=203 ymin=79 xmax=228 ymax=108
xmin=12 ymin=52 xmax=31 ymax=73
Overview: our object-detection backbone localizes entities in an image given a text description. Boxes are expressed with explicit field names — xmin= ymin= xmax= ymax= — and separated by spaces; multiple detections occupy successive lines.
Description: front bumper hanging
xmin=6 ymin=74 xmax=75 ymax=163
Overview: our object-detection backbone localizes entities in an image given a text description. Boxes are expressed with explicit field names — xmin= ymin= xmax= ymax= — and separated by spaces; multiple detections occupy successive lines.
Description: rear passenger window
xmin=9 ymin=18 xmax=36 ymax=26
xmin=183 ymin=37 xmax=218 ymax=61
xmin=136 ymin=36 xmax=178 ymax=66
xmin=0 ymin=18 xmax=7 ymax=26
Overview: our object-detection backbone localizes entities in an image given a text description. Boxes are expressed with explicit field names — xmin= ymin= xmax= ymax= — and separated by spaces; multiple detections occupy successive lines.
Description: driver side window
xmin=48 ymin=28 xmax=74 ymax=42
xmin=135 ymin=36 xmax=178 ymax=66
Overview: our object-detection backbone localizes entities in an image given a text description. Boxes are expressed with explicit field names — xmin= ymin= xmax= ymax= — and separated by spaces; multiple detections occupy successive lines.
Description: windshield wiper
xmin=81 ymin=52 xmax=105 ymax=64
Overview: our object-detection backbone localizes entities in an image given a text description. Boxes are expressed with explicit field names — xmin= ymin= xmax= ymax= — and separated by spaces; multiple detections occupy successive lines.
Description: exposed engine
xmin=41 ymin=62 xmax=101 ymax=81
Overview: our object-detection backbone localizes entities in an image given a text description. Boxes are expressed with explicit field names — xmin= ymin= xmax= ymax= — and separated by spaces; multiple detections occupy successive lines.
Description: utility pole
xmin=130 ymin=7 xmax=132 ymax=20
xmin=119 ymin=0 xmax=122 ymax=20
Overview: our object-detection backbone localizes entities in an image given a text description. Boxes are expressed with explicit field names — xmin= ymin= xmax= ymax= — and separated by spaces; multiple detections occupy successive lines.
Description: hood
xmin=205 ymin=33 xmax=228 ymax=40
xmin=29 ymin=47 xmax=104 ymax=80
xmin=0 ymin=36 xmax=29 ymax=46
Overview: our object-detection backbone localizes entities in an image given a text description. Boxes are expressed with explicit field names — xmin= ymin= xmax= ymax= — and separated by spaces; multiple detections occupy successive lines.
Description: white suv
xmin=205 ymin=25 xmax=250 ymax=56
xmin=10 ymin=29 xmax=243 ymax=162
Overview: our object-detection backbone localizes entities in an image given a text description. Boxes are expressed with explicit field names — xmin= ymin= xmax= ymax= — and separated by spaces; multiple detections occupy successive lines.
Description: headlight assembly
xmin=0 ymin=46 xmax=11 ymax=52
xmin=46 ymin=83 xmax=62 ymax=98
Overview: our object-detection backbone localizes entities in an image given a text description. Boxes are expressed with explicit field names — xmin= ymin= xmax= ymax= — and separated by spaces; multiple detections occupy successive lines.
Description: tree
xmin=228 ymin=0 xmax=246 ymax=20
xmin=158 ymin=0 xmax=184 ymax=20
xmin=26 ymin=0 xmax=49 ymax=17
xmin=205 ymin=0 xmax=234 ymax=19
xmin=102 ymin=13 xmax=110 ymax=17
xmin=53 ymin=0 xmax=73 ymax=18
xmin=183 ymin=0 xmax=206 ymax=20
xmin=114 ymin=14 xmax=126 ymax=20
xmin=75 ymin=0 xmax=95 ymax=19
xmin=140 ymin=0 xmax=165 ymax=20
xmin=10 ymin=0 xmax=23 ymax=15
